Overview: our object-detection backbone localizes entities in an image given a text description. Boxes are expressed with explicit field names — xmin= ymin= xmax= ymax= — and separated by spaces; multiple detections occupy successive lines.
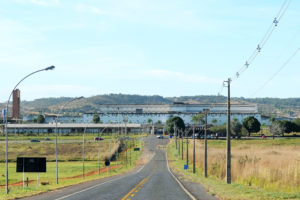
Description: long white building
xmin=34 ymin=103 xmax=261 ymax=125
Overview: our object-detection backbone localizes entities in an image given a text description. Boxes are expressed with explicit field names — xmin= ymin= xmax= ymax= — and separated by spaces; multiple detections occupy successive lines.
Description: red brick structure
xmin=12 ymin=89 xmax=20 ymax=119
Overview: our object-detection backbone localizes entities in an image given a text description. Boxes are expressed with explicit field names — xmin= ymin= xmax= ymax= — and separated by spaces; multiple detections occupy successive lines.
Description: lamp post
xmin=55 ymin=96 xmax=83 ymax=184
xmin=4 ymin=66 xmax=55 ymax=194
xmin=82 ymin=126 xmax=87 ymax=179
xmin=97 ymin=126 xmax=108 ymax=175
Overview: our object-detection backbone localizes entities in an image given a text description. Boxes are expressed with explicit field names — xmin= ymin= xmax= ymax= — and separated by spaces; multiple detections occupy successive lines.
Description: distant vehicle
xmin=30 ymin=139 xmax=40 ymax=142
xmin=94 ymin=137 xmax=104 ymax=141
xmin=45 ymin=138 xmax=51 ymax=141
xmin=156 ymin=135 xmax=163 ymax=139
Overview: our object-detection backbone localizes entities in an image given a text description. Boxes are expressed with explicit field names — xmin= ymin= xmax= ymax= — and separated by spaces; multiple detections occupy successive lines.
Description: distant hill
xmin=1 ymin=94 xmax=299 ymax=118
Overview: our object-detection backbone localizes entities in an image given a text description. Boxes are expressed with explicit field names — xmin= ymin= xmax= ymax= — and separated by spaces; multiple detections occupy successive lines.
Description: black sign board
xmin=134 ymin=148 xmax=140 ymax=151
xmin=105 ymin=160 xmax=110 ymax=166
xmin=17 ymin=157 xmax=46 ymax=173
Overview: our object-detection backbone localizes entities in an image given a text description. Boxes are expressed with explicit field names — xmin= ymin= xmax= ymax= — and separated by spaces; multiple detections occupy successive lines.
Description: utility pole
xmin=82 ymin=127 xmax=85 ymax=179
xmin=225 ymin=78 xmax=231 ymax=184
xmin=174 ymin=123 xmax=177 ymax=150
xmin=178 ymin=128 xmax=180 ymax=156
xmin=203 ymin=109 xmax=209 ymax=178
xmin=181 ymin=130 xmax=184 ymax=160
xmin=193 ymin=126 xmax=195 ymax=173
xmin=186 ymin=131 xmax=188 ymax=168
xmin=129 ymin=139 xmax=132 ymax=166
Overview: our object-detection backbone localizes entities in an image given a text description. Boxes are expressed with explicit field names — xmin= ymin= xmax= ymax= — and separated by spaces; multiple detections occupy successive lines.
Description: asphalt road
xmin=22 ymin=136 xmax=210 ymax=200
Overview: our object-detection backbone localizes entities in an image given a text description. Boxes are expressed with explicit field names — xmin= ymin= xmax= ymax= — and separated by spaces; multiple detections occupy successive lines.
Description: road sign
xmin=2 ymin=109 xmax=6 ymax=123
xmin=134 ymin=148 xmax=140 ymax=151
xmin=184 ymin=164 xmax=188 ymax=170
xmin=17 ymin=157 xmax=46 ymax=173
xmin=105 ymin=160 xmax=110 ymax=166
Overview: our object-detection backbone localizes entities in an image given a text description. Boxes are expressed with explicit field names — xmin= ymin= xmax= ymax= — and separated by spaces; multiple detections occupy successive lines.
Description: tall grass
xmin=0 ymin=140 xmax=119 ymax=162
xmin=183 ymin=138 xmax=300 ymax=192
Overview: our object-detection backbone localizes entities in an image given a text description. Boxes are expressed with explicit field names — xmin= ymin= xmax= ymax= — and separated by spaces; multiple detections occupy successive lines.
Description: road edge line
xmin=166 ymin=142 xmax=197 ymax=200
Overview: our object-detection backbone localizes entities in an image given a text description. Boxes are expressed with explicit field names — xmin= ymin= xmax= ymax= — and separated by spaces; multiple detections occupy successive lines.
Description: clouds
xmin=0 ymin=0 xmax=299 ymax=101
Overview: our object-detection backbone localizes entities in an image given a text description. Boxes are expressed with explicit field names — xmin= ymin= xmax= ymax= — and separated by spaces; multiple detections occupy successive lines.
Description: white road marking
xmin=166 ymin=146 xmax=197 ymax=200
xmin=55 ymin=164 xmax=146 ymax=200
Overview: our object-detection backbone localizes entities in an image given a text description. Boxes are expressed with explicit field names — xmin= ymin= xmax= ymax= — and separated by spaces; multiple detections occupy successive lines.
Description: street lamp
xmin=97 ymin=126 xmax=108 ymax=175
xmin=4 ymin=66 xmax=55 ymax=194
xmin=55 ymin=96 xmax=84 ymax=184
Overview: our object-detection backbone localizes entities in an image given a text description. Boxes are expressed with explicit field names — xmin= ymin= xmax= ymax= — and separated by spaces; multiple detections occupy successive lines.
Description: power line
xmin=249 ymin=48 xmax=300 ymax=97
xmin=248 ymin=27 xmax=300 ymax=97
xmin=209 ymin=0 xmax=291 ymax=110
xmin=231 ymin=0 xmax=291 ymax=82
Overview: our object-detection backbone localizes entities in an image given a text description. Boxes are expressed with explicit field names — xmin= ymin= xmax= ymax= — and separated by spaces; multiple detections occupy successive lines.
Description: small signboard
xmin=184 ymin=164 xmax=188 ymax=170
xmin=17 ymin=157 xmax=46 ymax=173
xmin=134 ymin=148 xmax=140 ymax=151
xmin=105 ymin=160 xmax=110 ymax=166
xmin=2 ymin=109 xmax=6 ymax=123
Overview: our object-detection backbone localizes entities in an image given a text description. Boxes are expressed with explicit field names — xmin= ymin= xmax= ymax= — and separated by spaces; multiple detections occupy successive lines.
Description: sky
xmin=0 ymin=0 xmax=299 ymax=102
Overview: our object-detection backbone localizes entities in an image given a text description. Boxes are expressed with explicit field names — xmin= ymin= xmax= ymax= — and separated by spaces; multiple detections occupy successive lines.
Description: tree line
xmin=165 ymin=114 xmax=300 ymax=137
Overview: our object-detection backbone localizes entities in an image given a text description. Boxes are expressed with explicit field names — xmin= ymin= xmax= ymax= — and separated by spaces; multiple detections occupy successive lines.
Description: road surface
xmin=22 ymin=136 xmax=216 ymax=200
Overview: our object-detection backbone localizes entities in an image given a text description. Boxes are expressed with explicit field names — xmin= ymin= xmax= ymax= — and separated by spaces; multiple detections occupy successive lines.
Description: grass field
xmin=168 ymin=137 xmax=300 ymax=200
xmin=0 ymin=134 xmax=145 ymax=200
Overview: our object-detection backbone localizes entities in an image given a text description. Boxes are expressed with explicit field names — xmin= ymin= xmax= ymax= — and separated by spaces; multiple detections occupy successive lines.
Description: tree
xmin=166 ymin=116 xmax=185 ymax=135
xmin=269 ymin=121 xmax=285 ymax=137
xmin=191 ymin=114 xmax=205 ymax=125
xmin=92 ymin=114 xmax=100 ymax=123
xmin=280 ymin=120 xmax=297 ymax=133
xmin=211 ymin=118 xmax=218 ymax=125
xmin=242 ymin=116 xmax=261 ymax=136
xmin=269 ymin=116 xmax=275 ymax=123
xmin=293 ymin=118 xmax=300 ymax=132
xmin=231 ymin=118 xmax=242 ymax=137
xmin=147 ymin=118 xmax=153 ymax=124
xmin=209 ymin=124 xmax=226 ymax=136
xmin=36 ymin=114 xmax=45 ymax=123
xmin=156 ymin=120 xmax=162 ymax=125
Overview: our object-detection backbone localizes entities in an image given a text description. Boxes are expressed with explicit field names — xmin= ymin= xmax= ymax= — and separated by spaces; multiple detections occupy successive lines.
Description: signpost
xmin=184 ymin=164 xmax=188 ymax=171
xmin=17 ymin=157 xmax=46 ymax=189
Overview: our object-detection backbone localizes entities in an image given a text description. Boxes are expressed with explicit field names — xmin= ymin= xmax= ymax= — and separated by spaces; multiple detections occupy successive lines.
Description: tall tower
xmin=12 ymin=89 xmax=20 ymax=119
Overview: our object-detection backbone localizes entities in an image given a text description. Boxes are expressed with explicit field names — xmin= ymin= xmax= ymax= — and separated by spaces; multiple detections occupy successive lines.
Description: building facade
xmin=23 ymin=103 xmax=261 ymax=125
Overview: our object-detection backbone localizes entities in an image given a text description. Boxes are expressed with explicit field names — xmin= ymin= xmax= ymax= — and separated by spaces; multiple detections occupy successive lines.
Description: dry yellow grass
xmin=184 ymin=139 xmax=300 ymax=192
xmin=0 ymin=140 xmax=119 ymax=162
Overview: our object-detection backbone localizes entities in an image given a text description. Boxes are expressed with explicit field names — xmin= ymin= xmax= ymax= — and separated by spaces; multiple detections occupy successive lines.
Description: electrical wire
xmin=209 ymin=0 xmax=291 ymax=111
xmin=249 ymin=48 xmax=300 ymax=97
xmin=248 ymin=27 xmax=300 ymax=97
xmin=231 ymin=0 xmax=291 ymax=81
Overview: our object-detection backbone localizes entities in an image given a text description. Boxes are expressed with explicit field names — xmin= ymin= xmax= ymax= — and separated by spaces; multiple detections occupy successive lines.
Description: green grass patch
xmin=0 ymin=138 xmax=144 ymax=200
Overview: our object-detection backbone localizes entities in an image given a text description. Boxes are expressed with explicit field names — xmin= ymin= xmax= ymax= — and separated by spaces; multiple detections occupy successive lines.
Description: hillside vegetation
xmin=0 ymin=94 xmax=299 ymax=117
